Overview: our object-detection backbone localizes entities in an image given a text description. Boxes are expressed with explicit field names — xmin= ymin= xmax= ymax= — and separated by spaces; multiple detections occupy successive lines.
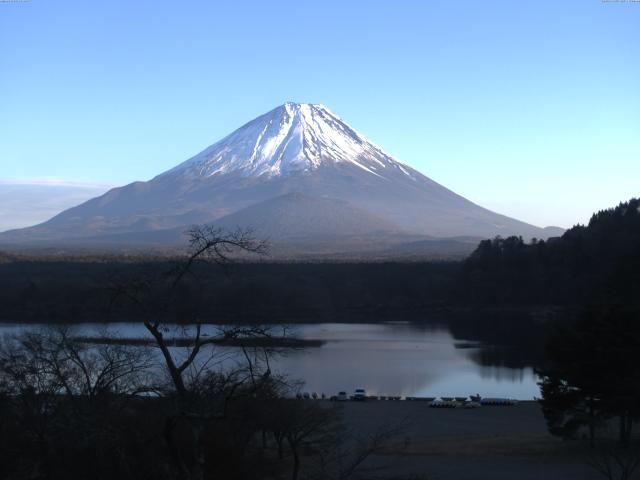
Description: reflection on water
xmin=278 ymin=323 xmax=538 ymax=399
xmin=0 ymin=321 xmax=540 ymax=400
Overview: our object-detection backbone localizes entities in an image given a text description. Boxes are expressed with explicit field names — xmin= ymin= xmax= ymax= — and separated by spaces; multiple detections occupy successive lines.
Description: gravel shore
xmin=338 ymin=400 xmax=602 ymax=480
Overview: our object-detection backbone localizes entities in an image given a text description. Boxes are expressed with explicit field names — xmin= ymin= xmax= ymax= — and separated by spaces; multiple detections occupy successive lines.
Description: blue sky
xmin=1 ymin=0 xmax=638 ymax=227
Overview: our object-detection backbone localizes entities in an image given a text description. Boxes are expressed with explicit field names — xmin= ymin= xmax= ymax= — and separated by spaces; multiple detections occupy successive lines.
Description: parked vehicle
xmin=330 ymin=391 xmax=349 ymax=401
xmin=353 ymin=388 xmax=367 ymax=401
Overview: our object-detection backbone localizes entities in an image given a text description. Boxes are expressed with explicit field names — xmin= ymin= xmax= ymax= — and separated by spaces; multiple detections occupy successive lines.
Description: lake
xmin=0 ymin=321 xmax=540 ymax=400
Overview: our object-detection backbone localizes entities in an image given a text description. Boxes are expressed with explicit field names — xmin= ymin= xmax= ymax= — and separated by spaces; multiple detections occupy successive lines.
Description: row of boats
xmin=426 ymin=397 xmax=519 ymax=408
xmin=299 ymin=390 xmax=519 ymax=406
xmin=386 ymin=396 xmax=518 ymax=406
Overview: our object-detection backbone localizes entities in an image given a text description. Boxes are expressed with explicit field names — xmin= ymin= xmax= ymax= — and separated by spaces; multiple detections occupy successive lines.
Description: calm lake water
xmin=0 ymin=322 xmax=540 ymax=400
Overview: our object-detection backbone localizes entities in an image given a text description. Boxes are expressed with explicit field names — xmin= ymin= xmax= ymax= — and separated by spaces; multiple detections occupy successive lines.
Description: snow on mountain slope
xmin=161 ymin=102 xmax=414 ymax=180
xmin=0 ymin=102 xmax=564 ymax=249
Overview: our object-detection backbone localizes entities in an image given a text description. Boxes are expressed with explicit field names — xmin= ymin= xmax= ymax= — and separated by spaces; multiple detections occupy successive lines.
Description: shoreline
xmin=73 ymin=335 xmax=325 ymax=348
xmin=337 ymin=400 xmax=602 ymax=479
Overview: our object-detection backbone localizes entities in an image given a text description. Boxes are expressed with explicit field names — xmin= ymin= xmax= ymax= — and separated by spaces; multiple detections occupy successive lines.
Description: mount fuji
xmin=0 ymin=102 xmax=563 ymax=256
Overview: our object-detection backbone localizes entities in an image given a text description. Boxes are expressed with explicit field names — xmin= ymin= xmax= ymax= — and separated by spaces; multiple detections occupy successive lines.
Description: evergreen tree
xmin=538 ymin=307 xmax=640 ymax=446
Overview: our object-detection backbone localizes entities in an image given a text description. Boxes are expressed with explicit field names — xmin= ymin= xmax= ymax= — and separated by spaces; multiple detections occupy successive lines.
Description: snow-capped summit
xmin=162 ymin=102 xmax=413 ymax=180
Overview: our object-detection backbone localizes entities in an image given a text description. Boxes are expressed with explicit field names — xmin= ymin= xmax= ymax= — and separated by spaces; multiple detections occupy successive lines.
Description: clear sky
xmin=1 ymin=0 xmax=638 ymax=228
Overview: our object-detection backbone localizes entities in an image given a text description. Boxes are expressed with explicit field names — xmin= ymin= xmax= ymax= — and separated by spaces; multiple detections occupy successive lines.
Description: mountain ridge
xmin=159 ymin=102 xmax=414 ymax=180
xmin=0 ymin=102 xmax=564 ymax=254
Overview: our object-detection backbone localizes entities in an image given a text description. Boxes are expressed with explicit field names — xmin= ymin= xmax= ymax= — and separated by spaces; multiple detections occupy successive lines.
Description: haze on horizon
xmin=1 ymin=0 xmax=638 ymax=231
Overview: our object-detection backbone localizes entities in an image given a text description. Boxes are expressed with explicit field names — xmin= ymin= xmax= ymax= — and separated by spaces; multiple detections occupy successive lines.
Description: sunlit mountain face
xmin=0 ymin=103 xmax=563 ymax=253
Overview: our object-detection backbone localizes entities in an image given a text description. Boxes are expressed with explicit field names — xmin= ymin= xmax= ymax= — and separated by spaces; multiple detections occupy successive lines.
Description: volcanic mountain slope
xmin=0 ymin=102 xmax=563 ymax=248
xmin=213 ymin=192 xmax=402 ymax=240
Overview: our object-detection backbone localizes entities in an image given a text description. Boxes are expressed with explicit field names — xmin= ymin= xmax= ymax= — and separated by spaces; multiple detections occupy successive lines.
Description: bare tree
xmin=0 ymin=327 xmax=155 ymax=478
xmin=280 ymin=401 xmax=341 ymax=480
xmin=0 ymin=327 xmax=153 ymax=402
xmin=587 ymin=444 xmax=640 ymax=480
xmin=312 ymin=421 xmax=406 ymax=480
xmin=111 ymin=226 xmax=269 ymax=396
xmin=264 ymin=398 xmax=404 ymax=480
xmin=110 ymin=226 xmax=280 ymax=480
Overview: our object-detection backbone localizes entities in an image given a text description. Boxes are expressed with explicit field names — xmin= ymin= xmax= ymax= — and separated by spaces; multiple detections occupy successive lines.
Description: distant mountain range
xmin=0 ymin=103 xmax=563 ymax=258
xmin=0 ymin=183 xmax=110 ymax=233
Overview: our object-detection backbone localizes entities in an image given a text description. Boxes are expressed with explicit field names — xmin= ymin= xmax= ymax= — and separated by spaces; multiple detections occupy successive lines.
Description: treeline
xmin=2 ymin=198 xmax=638 ymax=325
xmin=461 ymin=198 xmax=640 ymax=307
xmin=0 ymin=260 xmax=459 ymax=324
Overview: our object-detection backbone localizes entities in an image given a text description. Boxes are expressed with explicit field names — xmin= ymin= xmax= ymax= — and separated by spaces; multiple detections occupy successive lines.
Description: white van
xmin=354 ymin=388 xmax=366 ymax=401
